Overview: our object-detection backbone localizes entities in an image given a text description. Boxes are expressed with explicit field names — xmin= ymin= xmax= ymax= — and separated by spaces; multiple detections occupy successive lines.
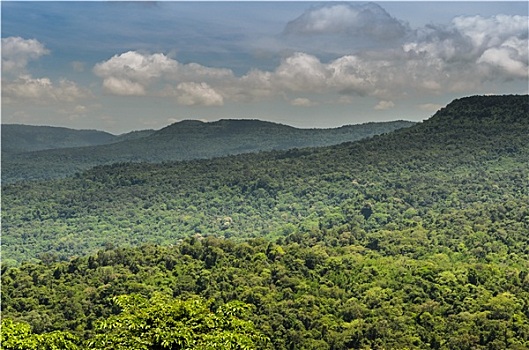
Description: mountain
xmin=115 ymin=128 xmax=156 ymax=142
xmin=1 ymin=124 xmax=157 ymax=155
xmin=2 ymin=94 xmax=527 ymax=263
xmin=1 ymin=124 xmax=118 ymax=153
xmin=1 ymin=119 xmax=414 ymax=183
xmin=2 ymin=95 xmax=528 ymax=349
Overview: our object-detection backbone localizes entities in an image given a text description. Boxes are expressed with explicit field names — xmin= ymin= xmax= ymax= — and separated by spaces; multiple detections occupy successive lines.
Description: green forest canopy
xmin=1 ymin=95 xmax=529 ymax=349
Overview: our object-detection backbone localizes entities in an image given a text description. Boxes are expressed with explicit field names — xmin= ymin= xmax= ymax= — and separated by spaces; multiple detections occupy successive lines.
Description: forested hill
xmin=3 ymin=94 xmax=527 ymax=264
xmin=426 ymin=94 xmax=528 ymax=125
xmin=2 ymin=94 xmax=529 ymax=349
xmin=1 ymin=124 xmax=117 ymax=153
xmin=1 ymin=119 xmax=413 ymax=183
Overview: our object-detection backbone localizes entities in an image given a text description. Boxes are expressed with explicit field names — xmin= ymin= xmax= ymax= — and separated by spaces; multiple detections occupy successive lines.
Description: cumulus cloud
xmin=94 ymin=51 xmax=235 ymax=96
xmin=374 ymin=100 xmax=395 ymax=110
xmin=1 ymin=37 xmax=49 ymax=73
xmin=74 ymin=105 xmax=87 ymax=113
xmin=93 ymin=51 xmax=178 ymax=95
xmin=91 ymin=10 xmax=527 ymax=104
xmin=102 ymin=77 xmax=146 ymax=96
xmin=274 ymin=52 xmax=329 ymax=91
xmin=327 ymin=55 xmax=379 ymax=96
xmin=1 ymin=36 xmax=91 ymax=106
xmin=453 ymin=14 xmax=528 ymax=50
xmin=279 ymin=8 xmax=527 ymax=98
xmin=2 ymin=75 xmax=91 ymax=104
xmin=228 ymin=70 xmax=273 ymax=101
xmin=477 ymin=37 xmax=528 ymax=78
xmin=284 ymin=3 xmax=408 ymax=41
xmin=173 ymin=82 xmax=224 ymax=106
xmin=404 ymin=14 xmax=528 ymax=81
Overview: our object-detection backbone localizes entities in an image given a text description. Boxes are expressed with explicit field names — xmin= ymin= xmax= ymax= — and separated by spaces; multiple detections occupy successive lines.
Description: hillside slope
xmin=2 ymin=94 xmax=527 ymax=263
xmin=1 ymin=119 xmax=414 ymax=183
xmin=1 ymin=94 xmax=528 ymax=349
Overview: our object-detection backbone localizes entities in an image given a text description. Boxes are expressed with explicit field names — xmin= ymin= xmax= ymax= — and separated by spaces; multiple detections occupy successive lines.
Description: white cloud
xmin=374 ymin=100 xmax=395 ymax=110
xmin=94 ymin=51 xmax=235 ymax=96
xmin=284 ymin=3 xmax=408 ymax=41
xmin=477 ymin=37 xmax=528 ymax=78
xmin=94 ymin=51 xmax=178 ymax=82
xmin=453 ymin=15 xmax=528 ymax=50
xmin=229 ymin=70 xmax=273 ymax=101
xmin=1 ymin=37 xmax=49 ymax=73
xmin=290 ymin=97 xmax=316 ymax=107
xmin=274 ymin=52 xmax=328 ymax=91
xmin=91 ymin=11 xmax=527 ymax=104
xmin=2 ymin=75 xmax=91 ymax=104
xmin=404 ymin=14 xmax=528 ymax=82
xmin=93 ymin=51 xmax=178 ymax=95
xmin=102 ymin=77 xmax=146 ymax=96
xmin=167 ymin=118 xmax=181 ymax=124
xmin=74 ymin=105 xmax=87 ymax=113
xmin=327 ymin=55 xmax=377 ymax=96
xmin=173 ymin=82 xmax=224 ymax=106
xmin=1 ymin=37 xmax=91 ymax=107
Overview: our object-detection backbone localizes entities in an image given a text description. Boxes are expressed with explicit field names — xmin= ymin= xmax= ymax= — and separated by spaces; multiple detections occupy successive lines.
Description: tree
xmin=0 ymin=318 xmax=80 ymax=350
xmin=88 ymin=293 xmax=269 ymax=350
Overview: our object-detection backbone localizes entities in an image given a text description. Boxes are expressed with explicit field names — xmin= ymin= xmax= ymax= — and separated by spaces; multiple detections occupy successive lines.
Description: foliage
xmin=2 ymin=236 xmax=529 ymax=349
xmin=0 ymin=318 xmax=80 ymax=350
xmin=88 ymin=293 xmax=268 ymax=349
xmin=1 ymin=124 xmax=118 ymax=154
xmin=2 ymin=96 xmax=527 ymax=264
xmin=1 ymin=120 xmax=413 ymax=183
xmin=0 ymin=295 xmax=266 ymax=350
xmin=2 ymin=94 xmax=529 ymax=348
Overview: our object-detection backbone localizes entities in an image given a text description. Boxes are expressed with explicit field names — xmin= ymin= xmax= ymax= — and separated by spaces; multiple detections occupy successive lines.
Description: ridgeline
xmin=1 ymin=119 xmax=413 ymax=183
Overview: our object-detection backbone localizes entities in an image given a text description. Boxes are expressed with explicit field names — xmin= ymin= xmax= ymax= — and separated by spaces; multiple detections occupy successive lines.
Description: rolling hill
xmin=1 ymin=119 xmax=414 ymax=183
xmin=1 ymin=124 xmax=118 ymax=153
xmin=2 ymin=94 xmax=527 ymax=263
xmin=2 ymin=94 xmax=528 ymax=349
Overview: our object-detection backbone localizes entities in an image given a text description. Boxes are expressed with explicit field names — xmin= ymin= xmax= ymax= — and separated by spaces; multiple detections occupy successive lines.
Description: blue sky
xmin=2 ymin=1 xmax=528 ymax=133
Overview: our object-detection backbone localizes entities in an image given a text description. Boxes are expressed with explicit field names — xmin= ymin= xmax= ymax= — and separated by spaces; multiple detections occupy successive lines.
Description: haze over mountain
xmin=1 ymin=124 xmax=117 ymax=153
xmin=1 ymin=124 xmax=155 ymax=154
xmin=1 ymin=119 xmax=414 ymax=183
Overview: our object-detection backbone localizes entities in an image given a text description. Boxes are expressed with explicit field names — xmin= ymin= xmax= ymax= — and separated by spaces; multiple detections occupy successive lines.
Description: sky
xmin=1 ymin=1 xmax=528 ymax=134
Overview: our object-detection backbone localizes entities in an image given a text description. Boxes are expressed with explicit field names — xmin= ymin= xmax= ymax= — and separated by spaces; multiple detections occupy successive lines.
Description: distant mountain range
xmin=1 ymin=124 xmax=155 ymax=154
xmin=1 ymin=119 xmax=414 ymax=183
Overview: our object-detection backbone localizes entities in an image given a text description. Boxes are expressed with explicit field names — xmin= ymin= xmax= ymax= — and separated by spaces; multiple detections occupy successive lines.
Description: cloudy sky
xmin=2 ymin=1 xmax=528 ymax=134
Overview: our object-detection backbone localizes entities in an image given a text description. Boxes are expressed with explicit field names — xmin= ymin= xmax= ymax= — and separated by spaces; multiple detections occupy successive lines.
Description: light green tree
xmin=88 ymin=293 xmax=269 ymax=350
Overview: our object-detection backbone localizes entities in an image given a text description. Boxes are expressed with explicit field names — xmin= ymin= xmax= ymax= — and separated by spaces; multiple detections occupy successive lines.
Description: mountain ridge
xmin=3 ymin=94 xmax=527 ymax=263
xmin=2 ymin=119 xmax=415 ymax=183
xmin=425 ymin=94 xmax=528 ymax=125
xmin=1 ymin=124 xmax=117 ymax=153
